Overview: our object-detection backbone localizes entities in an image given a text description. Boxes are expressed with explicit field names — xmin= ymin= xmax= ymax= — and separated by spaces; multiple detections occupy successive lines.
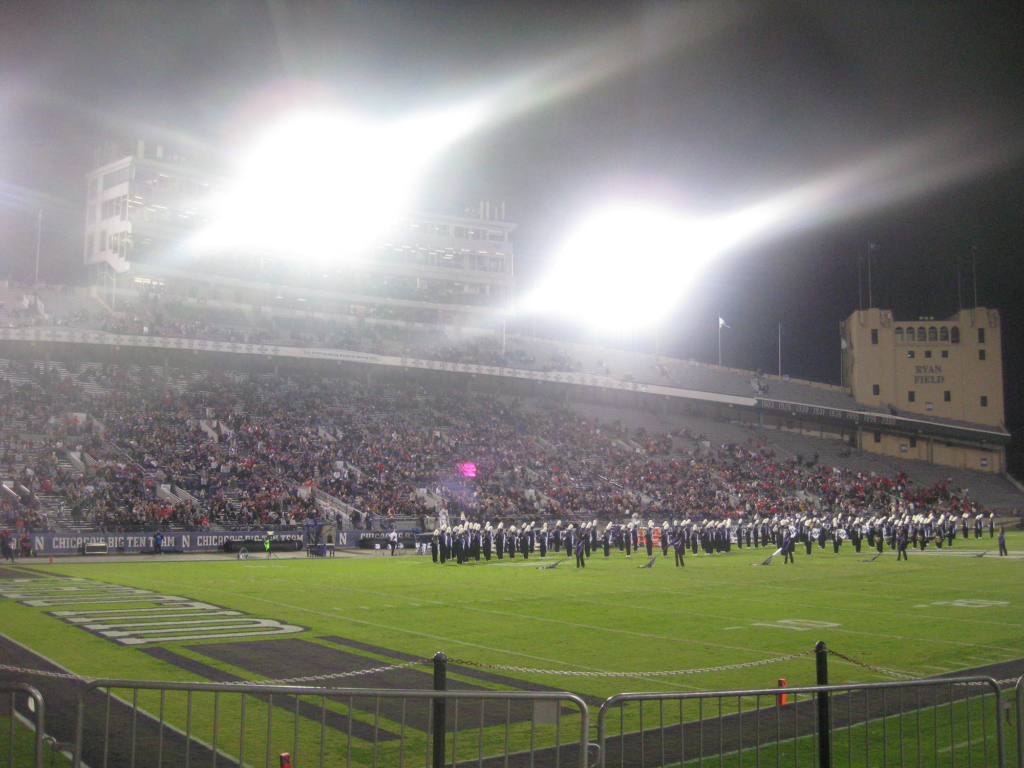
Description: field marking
xmin=614 ymin=559 xmax=1024 ymax=600
xmin=415 ymin=578 xmax=1024 ymax=658
xmin=938 ymin=739 xmax=985 ymax=754
xmin=590 ymin=573 xmax=1024 ymax=627
xmin=102 ymin=574 xmax=702 ymax=689
xmin=235 ymin=572 xmax=809 ymax=661
xmin=730 ymin=570 xmax=1024 ymax=600
xmin=49 ymin=566 xmax=1014 ymax=684
xmin=547 ymin=574 xmax=1024 ymax=630
xmin=489 ymin=562 xmax=551 ymax=567
xmin=197 ymin=566 xmax=1024 ymax=659
xmin=553 ymin=587 xmax=1022 ymax=659
xmin=203 ymin=568 xmax=1013 ymax=674
xmin=750 ymin=620 xmax=840 ymax=632
xmin=794 ymin=624 xmax=1022 ymax=656
xmin=223 ymin=572 xmax=955 ymax=682
xmin=352 ymin=556 xmax=1024 ymax=632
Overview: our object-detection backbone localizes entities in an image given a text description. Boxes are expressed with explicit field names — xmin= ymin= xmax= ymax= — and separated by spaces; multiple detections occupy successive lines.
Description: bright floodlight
xmin=522 ymin=203 xmax=725 ymax=333
xmin=196 ymin=104 xmax=483 ymax=264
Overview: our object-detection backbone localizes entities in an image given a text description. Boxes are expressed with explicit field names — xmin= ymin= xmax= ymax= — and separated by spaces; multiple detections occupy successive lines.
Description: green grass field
xmin=1 ymin=532 xmax=1021 ymax=767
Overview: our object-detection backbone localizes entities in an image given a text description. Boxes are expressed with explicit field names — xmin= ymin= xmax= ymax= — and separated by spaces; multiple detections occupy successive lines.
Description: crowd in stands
xmin=0 ymin=348 xmax=1008 ymax=553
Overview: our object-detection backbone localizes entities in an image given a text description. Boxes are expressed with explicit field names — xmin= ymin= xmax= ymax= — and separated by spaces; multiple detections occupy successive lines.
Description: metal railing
xmin=312 ymin=486 xmax=361 ymax=530
xmin=1 ymin=681 xmax=46 ymax=768
xmin=1015 ymin=677 xmax=1023 ymax=768
xmin=597 ymin=676 xmax=1005 ymax=768
xmin=6 ymin=649 xmax=1024 ymax=768
xmin=71 ymin=678 xmax=590 ymax=768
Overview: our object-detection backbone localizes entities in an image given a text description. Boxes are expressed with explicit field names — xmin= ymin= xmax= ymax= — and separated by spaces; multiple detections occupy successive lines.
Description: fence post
xmin=1015 ymin=676 xmax=1023 ymax=768
xmin=433 ymin=652 xmax=447 ymax=768
xmin=815 ymin=641 xmax=831 ymax=768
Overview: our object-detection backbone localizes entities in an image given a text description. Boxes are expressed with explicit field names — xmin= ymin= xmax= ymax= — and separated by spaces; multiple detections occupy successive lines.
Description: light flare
xmin=195 ymin=101 xmax=487 ymax=264
xmin=526 ymin=128 xmax=1020 ymax=333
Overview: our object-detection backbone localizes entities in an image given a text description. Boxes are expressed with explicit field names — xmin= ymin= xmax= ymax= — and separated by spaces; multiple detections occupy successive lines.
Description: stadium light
xmin=522 ymin=127 xmax=1015 ymax=334
xmin=195 ymin=103 xmax=484 ymax=264
xmin=521 ymin=202 xmax=728 ymax=333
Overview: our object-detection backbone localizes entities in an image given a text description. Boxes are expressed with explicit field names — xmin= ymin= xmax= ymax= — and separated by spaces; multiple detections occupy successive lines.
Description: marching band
xmin=424 ymin=510 xmax=1000 ymax=566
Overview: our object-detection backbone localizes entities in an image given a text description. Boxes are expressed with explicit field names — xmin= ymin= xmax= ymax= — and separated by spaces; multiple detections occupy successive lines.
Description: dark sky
xmin=1 ymin=2 xmax=1022 ymax=454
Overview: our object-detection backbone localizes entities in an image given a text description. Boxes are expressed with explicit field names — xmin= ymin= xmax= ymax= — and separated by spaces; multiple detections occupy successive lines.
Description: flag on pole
xmin=719 ymin=317 xmax=729 ymax=329
xmin=752 ymin=547 xmax=782 ymax=565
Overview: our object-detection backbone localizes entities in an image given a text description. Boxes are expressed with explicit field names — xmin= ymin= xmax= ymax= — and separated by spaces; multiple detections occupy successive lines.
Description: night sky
xmin=1 ymin=2 xmax=1022 ymax=465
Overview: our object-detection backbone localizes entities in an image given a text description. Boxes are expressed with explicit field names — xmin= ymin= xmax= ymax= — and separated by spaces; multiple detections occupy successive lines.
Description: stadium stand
xmin=0 ymin=282 xmax=1018 ymax=543
xmin=0 ymin=344 xmax=1019 ymax=549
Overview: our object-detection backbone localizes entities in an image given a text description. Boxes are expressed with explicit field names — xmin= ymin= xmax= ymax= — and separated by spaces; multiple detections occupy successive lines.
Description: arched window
xmin=894 ymin=328 xmax=904 ymax=343
xmin=939 ymin=326 xmax=949 ymax=342
xmin=928 ymin=327 xmax=937 ymax=342
xmin=917 ymin=327 xmax=927 ymax=342
xmin=950 ymin=327 xmax=960 ymax=344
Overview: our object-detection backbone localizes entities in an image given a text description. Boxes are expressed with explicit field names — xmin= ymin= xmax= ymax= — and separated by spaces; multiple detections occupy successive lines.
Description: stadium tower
xmin=841 ymin=307 xmax=1008 ymax=472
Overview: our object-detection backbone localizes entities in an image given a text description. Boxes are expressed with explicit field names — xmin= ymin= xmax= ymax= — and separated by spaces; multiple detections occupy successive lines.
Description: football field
xmin=1 ymin=533 xmax=1021 ymax=767
xmin=3 ymin=533 xmax=1022 ymax=693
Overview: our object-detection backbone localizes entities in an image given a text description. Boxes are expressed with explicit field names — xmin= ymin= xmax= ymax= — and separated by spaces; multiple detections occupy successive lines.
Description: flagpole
xmin=867 ymin=242 xmax=878 ymax=308
xmin=778 ymin=322 xmax=782 ymax=377
xmin=971 ymin=244 xmax=978 ymax=308
xmin=718 ymin=318 xmax=722 ymax=367
xmin=956 ymin=255 xmax=962 ymax=311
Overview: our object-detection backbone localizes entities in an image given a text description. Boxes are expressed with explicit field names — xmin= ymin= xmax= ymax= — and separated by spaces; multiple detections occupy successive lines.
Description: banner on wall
xmin=22 ymin=529 xmax=425 ymax=555
xmin=26 ymin=530 xmax=307 ymax=555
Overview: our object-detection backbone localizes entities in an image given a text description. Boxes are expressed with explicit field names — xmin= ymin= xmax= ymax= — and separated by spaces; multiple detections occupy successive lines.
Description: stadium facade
xmin=83 ymin=138 xmax=515 ymax=333
xmin=841 ymin=307 xmax=1006 ymax=472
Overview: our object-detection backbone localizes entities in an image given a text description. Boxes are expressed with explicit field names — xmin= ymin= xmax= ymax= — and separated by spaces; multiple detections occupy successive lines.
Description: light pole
xmin=718 ymin=316 xmax=728 ymax=367
xmin=778 ymin=322 xmax=782 ymax=377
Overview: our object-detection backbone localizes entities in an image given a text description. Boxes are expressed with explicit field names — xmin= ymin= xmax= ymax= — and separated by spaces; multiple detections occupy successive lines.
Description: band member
xmin=897 ymin=528 xmax=909 ymax=561
xmin=782 ymin=530 xmax=794 ymax=564
xmin=672 ymin=533 xmax=685 ymax=567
